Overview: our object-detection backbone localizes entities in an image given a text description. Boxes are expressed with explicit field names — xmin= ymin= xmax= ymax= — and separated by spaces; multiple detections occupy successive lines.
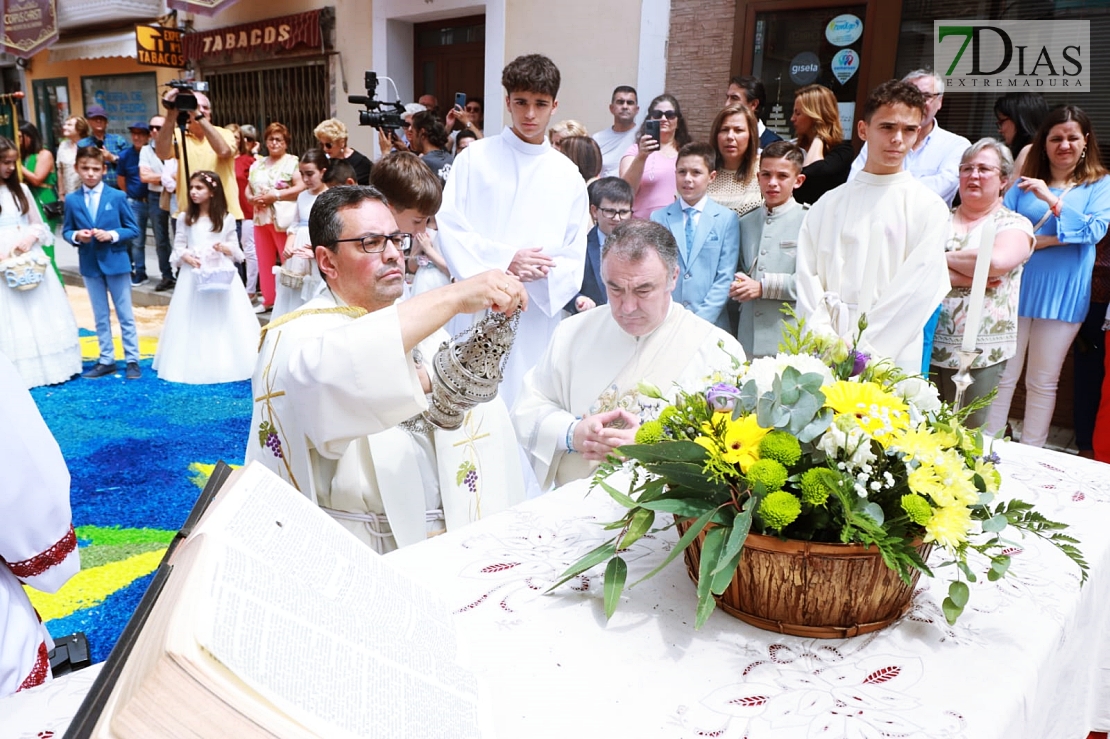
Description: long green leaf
xmin=619 ymin=508 xmax=656 ymax=549
xmin=711 ymin=508 xmax=752 ymax=577
xmin=695 ymin=527 xmax=727 ymax=629
xmin=630 ymin=506 xmax=718 ymax=587
xmin=620 ymin=440 xmax=708 ymax=464
xmin=547 ymin=541 xmax=617 ymax=593
xmin=603 ymin=556 xmax=628 ymax=619
xmin=598 ymin=478 xmax=637 ymax=509
xmin=636 ymin=498 xmax=715 ymax=517
xmin=641 ymin=462 xmax=728 ymax=493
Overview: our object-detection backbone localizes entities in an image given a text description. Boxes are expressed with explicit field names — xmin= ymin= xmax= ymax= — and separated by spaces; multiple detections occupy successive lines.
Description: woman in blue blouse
xmin=985 ymin=105 xmax=1110 ymax=446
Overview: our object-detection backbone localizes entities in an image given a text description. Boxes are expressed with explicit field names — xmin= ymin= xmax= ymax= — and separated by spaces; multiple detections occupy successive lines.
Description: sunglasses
xmin=322 ymin=141 xmax=334 ymax=149
xmin=649 ymin=109 xmax=679 ymax=120
xmin=149 ymin=125 xmax=162 ymax=131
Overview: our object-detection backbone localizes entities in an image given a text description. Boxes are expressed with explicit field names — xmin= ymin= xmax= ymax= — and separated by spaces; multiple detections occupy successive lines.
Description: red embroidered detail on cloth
xmin=16 ymin=641 xmax=50 ymax=692
xmin=5 ymin=525 xmax=77 ymax=581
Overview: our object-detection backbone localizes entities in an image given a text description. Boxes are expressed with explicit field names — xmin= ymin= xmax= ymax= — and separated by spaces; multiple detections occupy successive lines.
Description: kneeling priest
xmin=513 ymin=219 xmax=745 ymax=490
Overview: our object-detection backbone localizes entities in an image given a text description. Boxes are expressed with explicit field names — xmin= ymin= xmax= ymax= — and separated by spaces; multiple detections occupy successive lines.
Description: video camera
xmin=348 ymin=72 xmax=405 ymax=131
xmin=164 ymin=79 xmax=210 ymax=127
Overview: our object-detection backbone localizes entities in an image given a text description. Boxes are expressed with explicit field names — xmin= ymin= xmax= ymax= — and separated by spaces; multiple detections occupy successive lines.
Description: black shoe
xmin=125 ymin=362 xmax=142 ymax=380
xmin=131 ymin=275 xmax=149 ymax=287
xmin=83 ymin=363 xmax=118 ymax=379
xmin=154 ymin=277 xmax=176 ymax=292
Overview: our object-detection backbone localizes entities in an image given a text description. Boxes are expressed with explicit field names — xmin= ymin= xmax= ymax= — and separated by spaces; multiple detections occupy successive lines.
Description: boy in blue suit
xmin=651 ymin=142 xmax=740 ymax=329
xmin=63 ymin=147 xmax=142 ymax=379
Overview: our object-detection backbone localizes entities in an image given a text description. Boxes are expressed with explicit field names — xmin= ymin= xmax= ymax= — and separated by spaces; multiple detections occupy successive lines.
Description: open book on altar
xmin=66 ymin=462 xmax=486 ymax=739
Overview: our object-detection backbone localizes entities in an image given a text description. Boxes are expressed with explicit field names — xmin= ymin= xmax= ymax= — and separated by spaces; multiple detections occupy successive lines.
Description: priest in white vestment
xmin=797 ymin=80 xmax=950 ymax=374
xmin=1 ymin=352 xmax=80 ymax=697
xmin=246 ymin=186 xmax=529 ymax=552
xmin=513 ymin=220 xmax=745 ymax=490
xmin=437 ymin=55 xmax=592 ymax=408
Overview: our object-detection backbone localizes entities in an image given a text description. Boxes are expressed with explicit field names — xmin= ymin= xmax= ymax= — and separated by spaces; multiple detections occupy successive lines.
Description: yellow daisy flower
xmin=822 ymin=380 xmax=911 ymax=445
xmin=695 ymin=414 xmax=769 ymax=472
xmin=924 ymin=504 xmax=974 ymax=549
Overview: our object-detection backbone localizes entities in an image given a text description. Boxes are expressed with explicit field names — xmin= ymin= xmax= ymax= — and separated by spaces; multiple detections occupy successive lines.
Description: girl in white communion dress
xmin=153 ymin=170 xmax=260 ymax=384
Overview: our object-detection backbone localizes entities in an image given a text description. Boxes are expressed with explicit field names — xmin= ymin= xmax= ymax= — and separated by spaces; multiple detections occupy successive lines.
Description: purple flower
xmin=850 ymin=349 xmax=870 ymax=377
xmin=706 ymin=383 xmax=742 ymax=413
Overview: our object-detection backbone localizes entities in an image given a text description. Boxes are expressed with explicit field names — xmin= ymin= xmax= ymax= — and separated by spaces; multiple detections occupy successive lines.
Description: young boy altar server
xmin=651 ymin=142 xmax=740 ymax=330
xmin=62 ymin=146 xmax=142 ymax=380
xmin=796 ymin=80 xmax=950 ymax=374
xmin=731 ymin=141 xmax=809 ymax=358
xmin=437 ymin=53 xmax=591 ymax=408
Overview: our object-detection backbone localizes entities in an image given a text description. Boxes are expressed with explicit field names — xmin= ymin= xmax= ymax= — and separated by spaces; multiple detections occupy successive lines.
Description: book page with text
xmin=191 ymin=462 xmax=483 ymax=738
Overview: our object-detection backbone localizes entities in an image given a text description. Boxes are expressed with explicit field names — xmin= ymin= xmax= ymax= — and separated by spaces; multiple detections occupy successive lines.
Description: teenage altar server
xmin=436 ymin=54 xmax=591 ymax=408
xmin=512 ymin=219 xmax=744 ymax=490
xmin=246 ymin=186 xmax=528 ymax=552
xmin=1 ymin=352 xmax=80 ymax=697
xmin=796 ymin=80 xmax=950 ymax=374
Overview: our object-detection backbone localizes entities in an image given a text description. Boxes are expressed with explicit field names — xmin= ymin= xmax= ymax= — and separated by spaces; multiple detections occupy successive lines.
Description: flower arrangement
xmin=553 ymin=317 xmax=1087 ymax=629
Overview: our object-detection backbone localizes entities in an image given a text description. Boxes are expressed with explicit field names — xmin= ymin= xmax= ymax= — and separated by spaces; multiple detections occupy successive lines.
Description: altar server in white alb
xmin=436 ymin=53 xmax=591 ymax=408
xmin=513 ymin=219 xmax=745 ymax=490
xmin=246 ymin=186 xmax=528 ymax=552
xmin=0 ymin=352 xmax=80 ymax=697
xmin=796 ymin=80 xmax=950 ymax=374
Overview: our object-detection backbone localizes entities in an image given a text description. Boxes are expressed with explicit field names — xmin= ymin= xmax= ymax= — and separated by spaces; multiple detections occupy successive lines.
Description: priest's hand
xmin=574 ymin=409 xmax=640 ymax=461
xmin=508 ymin=248 xmax=554 ymax=282
xmin=575 ymin=295 xmax=596 ymax=312
xmin=452 ymin=270 xmax=528 ymax=315
xmin=729 ymin=272 xmax=762 ymax=302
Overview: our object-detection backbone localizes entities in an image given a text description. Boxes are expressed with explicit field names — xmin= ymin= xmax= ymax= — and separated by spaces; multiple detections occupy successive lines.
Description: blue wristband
xmin=565 ymin=418 xmax=580 ymax=453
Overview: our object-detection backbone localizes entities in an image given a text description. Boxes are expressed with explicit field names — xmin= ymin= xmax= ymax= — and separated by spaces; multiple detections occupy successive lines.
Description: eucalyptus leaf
xmin=603 ymin=557 xmax=628 ymax=619
xmin=599 ymin=479 xmax=637 ymax=509
xmin=636 ymin=498 xmax=716 ymax=517
xmin=861 ymin=502 xmax=885 ymax=526
xmin=797 ymin=408 xmax=833 ymax=443
xmin=948 ymin=580 xmax=970 ymax=608
xmin=630 ymin=506 xmax=718 ymax=587
xmin=982 ymin=514 xmax=1009 ymax=533
xmin=956 ymin=560 xmax=978 ymax=582
xmin=712 ymin=508 xmax=752 ymax=576
xmin=548 ymin=541 xmax=617 ymax=592
xmin=620 ymin=440 xmax=708 ymax=464
xmin=619 ymin=508 xmax=656 ymax=549
xmin=695 ymin=527 xmax=727 ymax=629
xmin=942 ymin=596 xmax=964 ymax=625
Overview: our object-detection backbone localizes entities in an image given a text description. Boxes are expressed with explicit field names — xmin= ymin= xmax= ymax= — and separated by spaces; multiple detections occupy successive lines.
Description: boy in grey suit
xmin=731 ymin=141 xmax=808 ymax=357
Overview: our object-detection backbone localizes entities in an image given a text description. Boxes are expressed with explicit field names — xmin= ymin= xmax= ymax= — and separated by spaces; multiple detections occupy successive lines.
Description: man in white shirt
xmin=437 ymin=54 xmax=591 ymax=409
xmin=796 ymin=80 xmax=950 ymax=374
xmin=139 ymin=115 xmax=175 ymax=291
xmin=592 ymin=86 xmax=640 ymax=177
xmin=513 ymin=219 xmax=744 ymax=490
xmin=726 ymin=75 xmax=783 ymax=149
xmin=246 ymin=186 xmax=529 ymax=551
xmin=846 ymin=70 xmax=971 ymax=206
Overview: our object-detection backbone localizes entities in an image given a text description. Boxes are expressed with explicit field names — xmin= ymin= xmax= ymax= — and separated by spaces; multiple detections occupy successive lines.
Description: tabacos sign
xmin=934 ymin=20 xmax=1089 ymax=91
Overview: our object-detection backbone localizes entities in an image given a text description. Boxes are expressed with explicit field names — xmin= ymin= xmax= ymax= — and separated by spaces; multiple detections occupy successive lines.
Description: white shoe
xmin=253 ymin=302 xmax=266 ymax=314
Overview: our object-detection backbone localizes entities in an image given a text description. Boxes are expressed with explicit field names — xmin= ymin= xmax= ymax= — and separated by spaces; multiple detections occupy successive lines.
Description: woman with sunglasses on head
xmin=790 ymin=84 xmax=855 ymax=205
xmin=994 ymin=92 xmax=1048 ymax=184
xmin=314 ymin=118 xmax=372 ymax=186
xmin=619 ymin=93 xmax=692 ymax=218
xmin=984 ymin=105 xmax=1110 ymax=449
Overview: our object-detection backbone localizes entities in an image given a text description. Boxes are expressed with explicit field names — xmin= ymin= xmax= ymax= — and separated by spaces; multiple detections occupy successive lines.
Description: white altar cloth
xmin=387 ymin=441 xmax=1110 ymax=739
xmin=4 ymin=443 xmax=1107 ymax=738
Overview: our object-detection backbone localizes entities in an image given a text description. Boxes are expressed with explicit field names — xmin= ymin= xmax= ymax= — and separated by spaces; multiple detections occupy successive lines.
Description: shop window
xmin=204 ymin=60 xmax=329 ymax=156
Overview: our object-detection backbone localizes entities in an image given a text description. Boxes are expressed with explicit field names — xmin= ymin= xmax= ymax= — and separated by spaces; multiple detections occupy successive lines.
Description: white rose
xmin=894 ymin=376 xmax=942 ymax=414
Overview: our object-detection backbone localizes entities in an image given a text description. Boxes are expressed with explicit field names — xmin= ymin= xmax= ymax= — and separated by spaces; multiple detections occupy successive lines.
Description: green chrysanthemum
xmin=799 ymin=468 xmax=831 ymax=506
xmin=759 ymin=490 xmax=802 ymax=533
xmin=758 ymin=430 xmax=802 ymax=468
xmin=634 ymin=420 xmax=665 ymax=445
xmin=746 ymin=458 xmax=788 ymax=492
xmin=901 ymin=493 xmax=933 ymax=526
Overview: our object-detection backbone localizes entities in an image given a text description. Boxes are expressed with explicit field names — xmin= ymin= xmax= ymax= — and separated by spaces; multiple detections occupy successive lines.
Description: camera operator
xmin=153 ymin=86 xmax=242 ymax=220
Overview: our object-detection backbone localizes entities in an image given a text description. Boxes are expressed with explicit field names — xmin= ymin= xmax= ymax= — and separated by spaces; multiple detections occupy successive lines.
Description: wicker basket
xmin=278 ymin=269 xmax=305 ymax=289
xmin=1 ymin=254 xmax=48 ymax=291
xmin=676 ymin=518 xmax=932 ymax=638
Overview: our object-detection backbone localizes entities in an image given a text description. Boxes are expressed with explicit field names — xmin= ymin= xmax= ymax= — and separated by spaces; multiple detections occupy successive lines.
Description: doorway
xmin=412 ymin=14 xmax=485 ymax=118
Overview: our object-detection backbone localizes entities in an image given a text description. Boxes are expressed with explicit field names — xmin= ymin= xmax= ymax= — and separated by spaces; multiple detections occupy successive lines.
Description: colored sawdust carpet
xmin=25 ymin=330 xmax=251 ymax=664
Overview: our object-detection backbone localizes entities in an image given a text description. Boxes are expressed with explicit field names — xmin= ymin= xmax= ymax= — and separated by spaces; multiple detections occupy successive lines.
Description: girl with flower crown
xmin=153 ymin=170 xmax=259 ymax=383
xmin=0 ymin=136 xmax=81 ymax=388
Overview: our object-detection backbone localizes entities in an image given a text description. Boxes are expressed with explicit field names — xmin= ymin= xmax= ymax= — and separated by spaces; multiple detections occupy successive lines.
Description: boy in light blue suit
xmin=62 ymin=146 xmax=142 ymax=379
xmin=651 ymin=142 xmax=740 ymax=329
